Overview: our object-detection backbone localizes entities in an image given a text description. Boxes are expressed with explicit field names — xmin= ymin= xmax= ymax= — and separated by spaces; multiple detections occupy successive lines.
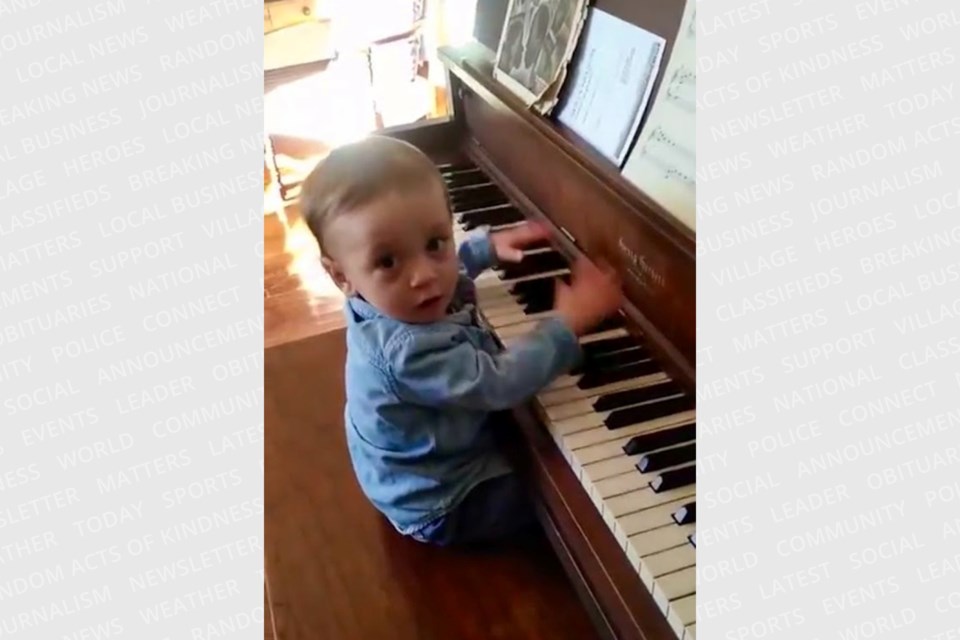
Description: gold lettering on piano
xmin=617 ymin=237 xmax=666 ymax=291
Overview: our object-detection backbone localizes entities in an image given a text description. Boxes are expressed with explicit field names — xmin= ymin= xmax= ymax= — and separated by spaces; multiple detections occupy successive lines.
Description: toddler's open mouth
xmin=417 ymin=295 xmax=443 ymax=310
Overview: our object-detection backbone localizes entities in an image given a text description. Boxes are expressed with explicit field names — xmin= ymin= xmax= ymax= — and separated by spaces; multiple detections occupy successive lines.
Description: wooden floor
xmin=264 ymin=202 xmax=348 ymax=346
xmin=263 ymin=213 xmax=600 ymax=639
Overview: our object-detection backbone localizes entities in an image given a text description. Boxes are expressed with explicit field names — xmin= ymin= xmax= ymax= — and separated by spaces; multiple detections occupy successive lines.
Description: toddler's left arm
xmin=457 ymin=229 xmax=497 ymax=280
xmin=455 ymin=221 xmax=553 ymax=305
xmin=457 ymin=221 xmax=552 ymax=279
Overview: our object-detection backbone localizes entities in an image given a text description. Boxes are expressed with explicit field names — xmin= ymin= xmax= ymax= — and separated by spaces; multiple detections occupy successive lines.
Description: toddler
xmin=300 ymin=136 xmax=621 ymax=546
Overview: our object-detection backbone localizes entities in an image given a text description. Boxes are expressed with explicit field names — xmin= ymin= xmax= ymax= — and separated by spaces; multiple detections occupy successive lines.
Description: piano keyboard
xmin=441 ymin=162 xmax=697 ymax=640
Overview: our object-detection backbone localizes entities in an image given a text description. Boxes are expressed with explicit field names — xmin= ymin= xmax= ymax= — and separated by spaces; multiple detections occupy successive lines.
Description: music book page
xmin=621 ymin=0 xmax=696 ymax=230
xmin=554 ymin=9 xmax=665 ymax=166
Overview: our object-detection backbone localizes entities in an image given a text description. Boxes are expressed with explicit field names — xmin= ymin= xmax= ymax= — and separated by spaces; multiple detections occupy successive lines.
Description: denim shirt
xmin=342 ymin=230 xmax=582 ymax=535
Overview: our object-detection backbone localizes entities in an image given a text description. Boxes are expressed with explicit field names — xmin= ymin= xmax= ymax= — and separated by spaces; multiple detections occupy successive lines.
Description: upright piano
xmin=272 ymin=1 xmax=695 ymax=638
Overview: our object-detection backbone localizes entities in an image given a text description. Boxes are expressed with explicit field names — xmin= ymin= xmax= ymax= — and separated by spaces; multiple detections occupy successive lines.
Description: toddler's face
xmin=323 ymin=182 xmax=459 ymax=324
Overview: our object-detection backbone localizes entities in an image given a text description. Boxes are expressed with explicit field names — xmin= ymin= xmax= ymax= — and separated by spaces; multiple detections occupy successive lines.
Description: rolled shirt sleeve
xmin=457 ymin=228 xmax=496 ymax=280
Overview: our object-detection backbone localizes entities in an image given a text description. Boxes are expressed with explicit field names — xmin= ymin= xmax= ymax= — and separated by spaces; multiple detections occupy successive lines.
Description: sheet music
xmin=621 ymin=0 xmax=696 ymax=230
xmin=554 ymin=9 xmax=665 ymax=165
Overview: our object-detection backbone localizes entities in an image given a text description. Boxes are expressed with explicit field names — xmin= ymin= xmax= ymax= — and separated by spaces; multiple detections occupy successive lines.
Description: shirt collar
xmin=346 ymin=295 xmax=476 ymax=326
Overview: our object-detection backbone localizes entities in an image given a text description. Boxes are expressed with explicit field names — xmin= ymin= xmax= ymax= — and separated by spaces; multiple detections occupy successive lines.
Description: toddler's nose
xmin=409 ymin=258 xmax=438 ymax=288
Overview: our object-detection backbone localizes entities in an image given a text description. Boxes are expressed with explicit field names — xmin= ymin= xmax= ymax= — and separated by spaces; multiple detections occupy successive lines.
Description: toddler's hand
xmin=554 ymin=257 xmax=622 ymax=336
xmin=491 ymin=221 xmax=551 ymax=263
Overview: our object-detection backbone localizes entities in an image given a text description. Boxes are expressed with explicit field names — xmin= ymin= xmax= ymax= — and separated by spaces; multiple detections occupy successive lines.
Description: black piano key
xmin=521 ymin=238 xmax=553 ymax=251
xmin=449 ymin=182 xmax=499 ymax=198
xmin=593 ymin=381 xmax=684 ymax=412
xmin=450 ymin=186 xmax=505 ymax=209
xmin=443 ymin=170 xmax=487 ymax=188
xmin=456 ymin=203 xmax=511 ymax=218
xmin=606 ymin=395 xmax=695 ymax=430
xmin=573 ymin=344 xmax=642 ymax=374
xmin=460 ymin=207 xmax=524 ymax=229
xmin=623 ymin=423 xmax=696 ymax=456
xmin=688 ymin=533 xmax=696 ymax=547
xmin=437 ymin=161 xmax=475 ymax=173
xmin=649 ymin=464 xmax=696 ymax=493
xmin=523 ymin=298 xmax=554 ymax=314
xmin=580 ymin=335 xmax=639 ymax=358
xmin=572 ymin=347 xmax=647 ymax=376
xmin=514 ymin=283 xmax=558 ymax=308
xmin=454 ymin=196 xmax=508 ymax=212
xmin=510 ymin=276 xmax=555 ymax=297
xmin=499 ymin=251 xmax=568 ymax=280
xmin=456 ymin=203 xmax=516 ymax=219
xmin=449 ymin=191 xmax=503 ymax=206
xmin=585 ymin=346 xmax=647 ymax=369
xmin=672 ymin=502 xmax=696 ymax=525
xmin=592 ymin=315 xmax=625 ymax=333
xmin=576 ymin=358 xmax=660 ymax=390
xmin=637 ymin=443 xmax=696 ymax=473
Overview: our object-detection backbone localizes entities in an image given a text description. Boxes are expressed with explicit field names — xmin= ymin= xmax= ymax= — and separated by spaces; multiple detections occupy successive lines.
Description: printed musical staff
xmin=639 ymin=127 xmax=695 ymax=187
xmin=665 ymin=68 xmax=696 ymax=114
xmin=621 ymin=0 xmax=697 ymax=230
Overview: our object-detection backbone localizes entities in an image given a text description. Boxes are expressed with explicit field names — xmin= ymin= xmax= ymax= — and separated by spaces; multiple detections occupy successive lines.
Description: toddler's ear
xmin=321 ymin=257 xmax=356 ymax=296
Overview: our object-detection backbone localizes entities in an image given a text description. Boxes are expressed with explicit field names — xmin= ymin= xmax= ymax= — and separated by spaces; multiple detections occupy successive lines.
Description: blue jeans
xmin=410 ymin=473 xmax=538 ymax=546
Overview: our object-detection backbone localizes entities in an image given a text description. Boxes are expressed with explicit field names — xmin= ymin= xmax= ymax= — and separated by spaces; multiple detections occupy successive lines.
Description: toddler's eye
xmin=375 ymin=255 xmax=395 ymax=270
xmin=426 ymin=237 xmax=446 ymax=253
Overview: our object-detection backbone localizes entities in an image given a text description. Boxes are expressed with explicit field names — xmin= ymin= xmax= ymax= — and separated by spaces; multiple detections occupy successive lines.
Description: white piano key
xmin=489 ymin=221 xmax=526 ymax=232
xmin=582 ymin=454 xmax=640 ymax=483
xmin=475 ymin=293 xmax=515 ymax=311
xmin=474 ymin=268 xmax=569 ymax=290
xmin=590 ymin=457 xmax=693 ymax=502
xmin=573 ymin=448 xmax=693 ymax=502
xmin=474 ymin=277 xmax=512 ymax=294
xmin=667 ymin=594 xmax=697 ymax=638
xmin=482 ymin=301 xmax=525 ymax=319
xmin=495 ymin=319 xmax=542 ymax=339
xmin=478 ymin=292 xmax=523 ymax=314
xmin=544 ymin=397 xmax=598 ymax=422
xmin=545 ymin=399 xmax=597 ymax=422
xmin=578 ymin=328 xmax=630 ymax=345
xmin=476 ymin=287 xmax=517 ymax=304
xmin=604 ymin=486 xmax=697 ymax=532
xmin=625 ymin=525 xmax=692 ymax=588
xmin=653 ymin=566 xmax=696 ymax=618
xmin=642 ymin=545 xmax=695 ymax=583
xmin=614 ymin=496 xmax=694 ymax=538
xmin=571 ymin=421 xmax=693 ymax=468
xmin=683 ymin=622 xmax=696 ymax=640
xmin=577 ymin=443 xmax=693 ymax=508
xmin=549 ymin=411 xmax=609 ymax=438
xmin=489 ymin=309 xmax=555 ymax=329
xmin=625 ymin=524 xmax=696 ymax=569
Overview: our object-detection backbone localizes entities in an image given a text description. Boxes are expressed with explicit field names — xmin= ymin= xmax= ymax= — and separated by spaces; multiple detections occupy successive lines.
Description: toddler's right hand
xmin=554 ymin=257 xmax=622 ymax=336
